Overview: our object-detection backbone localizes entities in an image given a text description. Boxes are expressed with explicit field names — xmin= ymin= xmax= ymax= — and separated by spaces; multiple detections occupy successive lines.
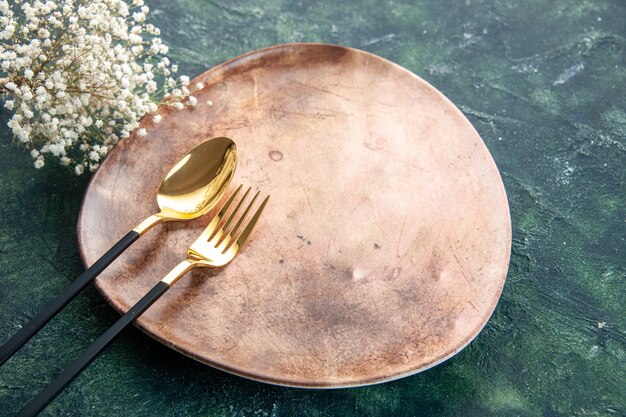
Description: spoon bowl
xmin=133 ymin=137 xmax=238 ymax=233
xmin=156 ymin=137 xmax=238 ymax=220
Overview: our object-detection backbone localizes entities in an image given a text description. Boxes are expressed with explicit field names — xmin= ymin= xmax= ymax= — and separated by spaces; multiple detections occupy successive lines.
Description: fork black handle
xmin=0 ymin=230 xmax=140 ymax=367
xmin=17 ymin=280 xmax=170 ymax=417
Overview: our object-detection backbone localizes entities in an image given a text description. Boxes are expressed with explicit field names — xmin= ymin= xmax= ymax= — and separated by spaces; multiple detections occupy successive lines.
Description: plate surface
xmin=78 ymin=43 xmax=511 ymax=387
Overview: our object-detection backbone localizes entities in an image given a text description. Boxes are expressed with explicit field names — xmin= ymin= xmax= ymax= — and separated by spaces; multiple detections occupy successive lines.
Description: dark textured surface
xmin=0 ymin=0 xmax=624 ymax=416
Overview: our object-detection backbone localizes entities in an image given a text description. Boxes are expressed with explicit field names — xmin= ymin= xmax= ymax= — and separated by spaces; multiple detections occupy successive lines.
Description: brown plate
xmin=78 ymin=43 xmax=511 ymax=388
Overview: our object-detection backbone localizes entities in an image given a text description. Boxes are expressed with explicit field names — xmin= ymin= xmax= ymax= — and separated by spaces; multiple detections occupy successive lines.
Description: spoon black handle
xmin=0 ymin=230 xmax=140 ymax=367
xmin=17 ymin=280 xmax=170 ymax=417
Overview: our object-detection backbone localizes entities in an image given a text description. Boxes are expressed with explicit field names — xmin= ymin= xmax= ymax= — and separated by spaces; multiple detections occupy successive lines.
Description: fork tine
xmin=217 ymin=187 xmax=251 ymax=237
xmin=204 ymin=184 xmax=242 ymax=242
xmin=217 ymin=190 xmax=260 ymax=251
xmin=208 ymin=186 xmax=250 ymax=242
xmin=223 ymin=194 xmax=269 ymax=253
xmin=229 ymin=191 xmax=260 ymax=238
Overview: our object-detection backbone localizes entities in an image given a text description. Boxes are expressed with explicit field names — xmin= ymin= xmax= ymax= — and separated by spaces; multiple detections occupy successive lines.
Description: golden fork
xmin=18 ymin=185 xmax=269 ymax=417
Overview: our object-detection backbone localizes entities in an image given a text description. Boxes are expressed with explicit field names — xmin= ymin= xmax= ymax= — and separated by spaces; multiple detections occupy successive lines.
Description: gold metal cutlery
xmin=0 ymin=137 xmax=237 ymax=366
xmin=18 ymin=184 xmax=269 ymax=416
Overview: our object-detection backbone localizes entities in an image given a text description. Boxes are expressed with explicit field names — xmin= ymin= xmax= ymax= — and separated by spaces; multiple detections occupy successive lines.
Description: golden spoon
xmin=0 ymin=137 xmax=238 ymax=366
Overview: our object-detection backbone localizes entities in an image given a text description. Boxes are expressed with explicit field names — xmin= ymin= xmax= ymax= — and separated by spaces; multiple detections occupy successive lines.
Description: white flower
xmin=206 ymin=100 xmax=213 ymax=106
xmin=48 ymin=143 xmax=63 ymax=156
xmin=188 ymin=96 xmax=197 ymax=106
xmin=22 ymin=90 xmax=33 ymax=101
xmin=153 ymin=114 xmax=161 ymax=124
xmin=132 ymin=12 xmax=145 ymax=22
xmin=0 ymin=0 xmax=191 ymax=173
xmin=88 ymin=150 xmax=100 ymax=162
xmin=195 ymin=82 xmax=205 ymax=89
xmin=136 ymin=128 xmax=147 ymax=137
xmin=34 ymin=158 xmax=44 ymax=169
xmin=128 ymin=33 xmax=142 ymax=44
